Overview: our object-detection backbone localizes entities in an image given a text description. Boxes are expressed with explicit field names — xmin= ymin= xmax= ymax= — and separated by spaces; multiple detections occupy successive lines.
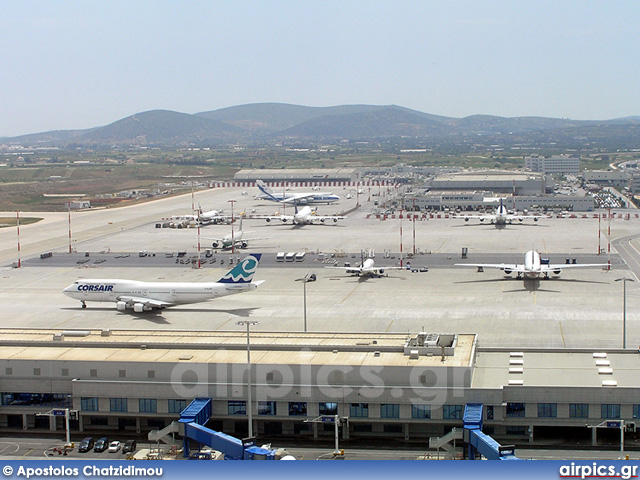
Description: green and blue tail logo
xmin=218 ymin=254 xmax=262 ymax=283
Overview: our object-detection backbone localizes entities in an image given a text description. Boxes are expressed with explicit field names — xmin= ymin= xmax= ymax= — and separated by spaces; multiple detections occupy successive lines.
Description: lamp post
xmin=615 ymin=277 xmax=634 ymax=349
xmin=237 ymin=320 xmax=259 ymax=438
xmin=295 ymin=272 xmax=317 ymax=332
xmin=228 ymin=200 xmax=236 ymax=254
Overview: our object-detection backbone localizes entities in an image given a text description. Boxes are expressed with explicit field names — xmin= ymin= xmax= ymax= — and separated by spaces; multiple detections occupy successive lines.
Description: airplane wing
xmin=456 ymin=214 xmax=495 ymax=222
xmin=455 ymin=263 xmax=527 ymax=273
xmin=116 ymin=296 xmax=174 ymax=309
xmin=281 ymin=193 xmax=316 ymax=204
xmin=253 ymin=214 xmax=295 ymax=224
xmin=543 ymin=263 xmax=609 ymax=271
xmin=307 ymin=215 xmax=344 ymax=224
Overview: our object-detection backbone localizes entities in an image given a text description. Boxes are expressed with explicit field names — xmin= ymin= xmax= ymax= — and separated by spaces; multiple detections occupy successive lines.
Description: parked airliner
xmin=455 ymin=250 xmax=608 ymax=279
xmin=209 ymin=218 xmax=267 ymax=249
xmin=261 ymin=203 xmax=344 ymax=226
xmin=327 ymin=258 xmax=403 ymax=278
xmin=457 ymin=198 xmax=539 ymax=226
xmin=256 ymin=180 xmax=340 ymax=205
xmin=63 ymin=254 xmax=263 ymax=312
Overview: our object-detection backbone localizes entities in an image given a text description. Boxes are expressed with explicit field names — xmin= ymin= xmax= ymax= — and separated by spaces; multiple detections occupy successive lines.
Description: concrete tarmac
xmin=0 ymin=186 xmax=638 ymax=350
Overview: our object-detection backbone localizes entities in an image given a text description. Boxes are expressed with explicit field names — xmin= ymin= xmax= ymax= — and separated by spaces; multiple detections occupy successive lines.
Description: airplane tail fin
xmin=256 ymin=180 xmax=280 ymax=201
xmin=218 ymin=254 xmax=262 ymax=284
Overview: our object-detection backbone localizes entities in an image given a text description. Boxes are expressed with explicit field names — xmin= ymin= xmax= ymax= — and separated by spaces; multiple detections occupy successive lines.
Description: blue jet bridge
xmin=463 ymin=403 xmax=521 ymax=460
xmin=179 ymin=398 xmax=276 ymax=460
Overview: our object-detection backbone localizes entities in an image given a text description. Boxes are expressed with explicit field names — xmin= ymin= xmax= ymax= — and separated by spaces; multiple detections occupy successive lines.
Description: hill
xmin=2 ymin=103 xmax=640 ymax=149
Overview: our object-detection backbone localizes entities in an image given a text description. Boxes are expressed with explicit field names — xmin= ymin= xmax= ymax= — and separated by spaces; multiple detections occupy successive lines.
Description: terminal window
xmin=486 ymin=405 xmax=494 ymax=420
xmin=228 ymin=400 xmax=246 ymax=415
xmin=601 ymin=404 xmax=621 ymax=419
xmin=168 ymin=399 xmax=186 ymax=414
xmin=4 ymin=368 xmax=11 ymax=376
xmin=288 ymin=402 xmax=307 ymax=416
xmin=258 ymin=401 xmax=276 ymax=416
xmin=569 ymin=403 xmax=589 ymax=418
xmin=139 ymin=398 xmax=157 ymax=413
xmin=411 ymin=404 xmax=431 ymax=419
xmin=443 ymin=405 xmax=463 ymax=420
xmin=350 ymin=403 xmax=369 ymax=418
xmin=380 ymin=404 xmax=400 ymax=419
xmin=506 ymin=402 xmax=525 ymax=418
xmin=110 ymin=398 xmax=128 ymax=413
xmin=2 ymin=393 xmax=70 ymax=408
xmin=634 ymin=405 xmax=640 ymax=419
xmin=81 ymin=397 xmax=99 ymax=412
xmin=319 ymin=402 xmax=338 ymax=416
xmin=538 ymin=403 xmax=557 ymax=418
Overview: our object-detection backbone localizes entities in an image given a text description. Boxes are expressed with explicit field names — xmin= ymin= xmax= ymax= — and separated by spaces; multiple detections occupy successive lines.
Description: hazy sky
xmin=1 ymin=1 xmax=639 ymax=136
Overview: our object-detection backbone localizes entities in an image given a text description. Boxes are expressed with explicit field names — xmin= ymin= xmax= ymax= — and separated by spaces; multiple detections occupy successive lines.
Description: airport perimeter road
xmin=612 ymin=234 xmax=640 ymax=281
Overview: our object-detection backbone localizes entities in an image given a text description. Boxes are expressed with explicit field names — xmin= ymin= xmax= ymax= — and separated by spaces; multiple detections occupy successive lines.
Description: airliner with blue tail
xmin=256 ymin=180 xmax=340 ymax=205
xmin=63 ymin=254 xmax=263 ymax=312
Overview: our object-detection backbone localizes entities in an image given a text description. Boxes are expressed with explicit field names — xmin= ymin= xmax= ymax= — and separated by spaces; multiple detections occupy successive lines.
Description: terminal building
xmin=0 ymin=329 xmax=637 ymax=446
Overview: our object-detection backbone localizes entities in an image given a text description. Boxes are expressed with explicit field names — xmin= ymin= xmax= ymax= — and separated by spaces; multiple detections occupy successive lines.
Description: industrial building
xmin=525 ymin=155 xmax=581 ymax=175
xmin=582 ymin=171 xmax=629 ymax=189
xmin=403 ymin=193 xmax=595 ymax=212
xmin=234 ymin=169 xmax=358 ymax=184
xmin=428 ymin=171 xmax=550 ymax=196
xmin=0 ymin=329 xmax=636 ymax=446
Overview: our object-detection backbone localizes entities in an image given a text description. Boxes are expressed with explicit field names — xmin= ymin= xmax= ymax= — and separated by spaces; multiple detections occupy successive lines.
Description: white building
xmin=525 ymin=155 xmax=580 ymax=175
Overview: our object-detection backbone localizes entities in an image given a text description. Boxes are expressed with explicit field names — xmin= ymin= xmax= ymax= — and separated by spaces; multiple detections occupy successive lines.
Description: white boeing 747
xmin=256 ymin=180 xmax=340 ymax=205
xmin=457 ymin=198 xmax=539 ymax=226
xmin=261 ymin=203 xmax=344 ymax=226
xmin=63 ymin=254 xmax=263 ymax=312
xmin=455 ymin=250 xmax=608 ymax=279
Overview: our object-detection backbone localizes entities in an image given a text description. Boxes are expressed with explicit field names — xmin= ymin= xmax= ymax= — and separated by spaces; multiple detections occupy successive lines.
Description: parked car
xmin=108 ymin=441 xmax=121 ymax=453
xmin=78 ymin=437 xmax=94 ymax=453
xmin=122 ymin=439 xmax=137 ymax=454
xmin=93 ymin=437 xmax=109 ymax=452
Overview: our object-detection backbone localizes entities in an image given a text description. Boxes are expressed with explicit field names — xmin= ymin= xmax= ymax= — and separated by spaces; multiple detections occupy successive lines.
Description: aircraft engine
xmin=553 ymin=269 xmax=562 ymax=275
xmin=479 ymin=218 xmax=485 ymax=222
xmin=133 ymin=303 xmax=148 ymax=313
xmin=518 ymin=218 xmax=524 ymax=222
xmin=534 ymin=217 xmax=539 ymax=222
xmin=281 ymin=218 xmax=288 ymax=223
xmin=265 ymin=218 xmax=271 ymax=223
xmin=465 ymin=217 xmax=470 ymax=222
xmin=116 ymin=301 xmax=127 ymax=311
xmin=379 ymin=268 xmax=384 ymax=274
xmin=212 ymin=241 xmax=219 ymax=248
xmin=503 ymin=269 xmax=512 ymax=275
xmin=320 ymin=218 xmax=325 ymax=223
xmin=241 ymin=241 xmax=248 ymax=249
xmin=333 ymin=218 xmax=338 ymax=223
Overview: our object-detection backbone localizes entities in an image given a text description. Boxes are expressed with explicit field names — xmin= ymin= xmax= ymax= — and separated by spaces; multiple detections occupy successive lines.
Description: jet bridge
xmin=463 ymin=403 xmax=521 ymax=460
xmin=179 ymin=398 xmax=276 ymax=460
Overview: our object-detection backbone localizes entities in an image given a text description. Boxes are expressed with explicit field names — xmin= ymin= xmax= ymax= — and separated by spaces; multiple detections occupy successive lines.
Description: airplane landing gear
xmin=81 ymin=301 xmax=87 ymax=309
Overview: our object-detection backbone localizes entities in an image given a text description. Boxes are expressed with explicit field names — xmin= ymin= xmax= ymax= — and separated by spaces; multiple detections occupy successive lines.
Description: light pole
xmin=295 ymin=272 xmax=317 ymax=332
xmin=615 ymin=277 xmax=634 ymax=349
xmin=237 ymin=320 xmax=258 ymax=438
xmin=228 ymin=200 xmax=236 ymax=254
